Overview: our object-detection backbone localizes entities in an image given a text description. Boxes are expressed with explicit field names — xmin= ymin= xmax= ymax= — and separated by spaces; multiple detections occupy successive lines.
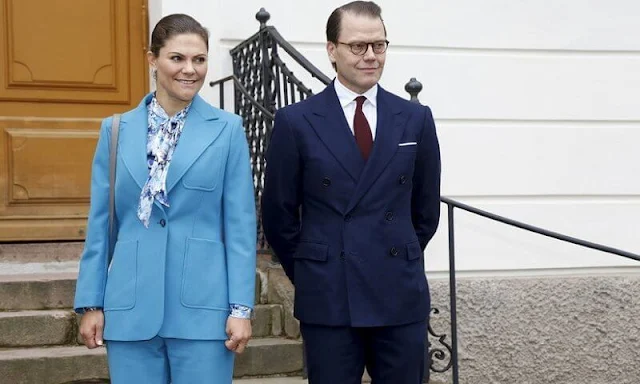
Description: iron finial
xmin=405 ymin=77 xmax=423 ymax=104
xmin=256 ymin=8 xmax=270 ymax=28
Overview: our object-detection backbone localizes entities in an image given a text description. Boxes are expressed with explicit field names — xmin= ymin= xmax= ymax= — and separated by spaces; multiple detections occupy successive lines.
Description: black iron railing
xmin=211 ymin=8 xmax=330 ymax=252
xmin=210 ymin=8 xmax=640 ymax=384
xmin=438 ymin=196 xmax=640 ymax=384
xmin=230 ymin=8 xmax=330 ymax=115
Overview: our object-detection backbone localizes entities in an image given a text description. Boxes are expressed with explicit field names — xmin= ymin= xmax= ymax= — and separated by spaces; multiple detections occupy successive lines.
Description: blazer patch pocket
xmin=182 ymin=149 xmax=225 ymax=191
xmin=104 ymin=240 xmax=138 ymax=311
xmin=181 ymin=237 xmax=228 ymax=310
xmin=293 ymin=241 xmax=329 ymax=262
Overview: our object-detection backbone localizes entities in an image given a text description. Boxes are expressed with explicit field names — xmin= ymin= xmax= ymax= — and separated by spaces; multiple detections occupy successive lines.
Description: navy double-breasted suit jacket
xmin=262 ymin=82 xmax=440 ymax=327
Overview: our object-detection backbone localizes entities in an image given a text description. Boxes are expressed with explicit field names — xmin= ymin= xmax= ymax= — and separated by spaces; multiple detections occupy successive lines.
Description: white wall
xmin=150 ymin=0 xmax=640 ymax=273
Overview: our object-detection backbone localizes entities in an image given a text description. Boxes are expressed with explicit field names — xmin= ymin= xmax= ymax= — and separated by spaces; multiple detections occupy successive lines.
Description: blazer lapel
xmin=304 ymin=83 xmax=365 ymax=182
xmin=165 ymin=94 xmax=225 ymax=193
xmin=347 ymin=87 xmax=407 ymax=212
xmin=119 ymin=94 xmax=153 ymax=191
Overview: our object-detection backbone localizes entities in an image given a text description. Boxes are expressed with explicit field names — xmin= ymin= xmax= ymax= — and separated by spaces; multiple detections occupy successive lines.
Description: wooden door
xmin=0 ymin=0 xmax=149 ymax=241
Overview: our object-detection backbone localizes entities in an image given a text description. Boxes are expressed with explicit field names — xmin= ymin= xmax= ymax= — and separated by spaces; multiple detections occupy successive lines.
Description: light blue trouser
xmin=106 ymin=336 xmax=234 ymax=384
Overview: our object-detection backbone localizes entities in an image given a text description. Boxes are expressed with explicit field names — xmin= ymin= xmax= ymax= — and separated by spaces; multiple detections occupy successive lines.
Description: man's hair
xmin=326 ymin=1 xmax=386 ymax=44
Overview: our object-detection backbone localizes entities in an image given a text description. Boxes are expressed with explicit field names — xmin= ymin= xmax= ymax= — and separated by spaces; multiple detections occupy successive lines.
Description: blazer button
xmin=385 ymin=211 xmax=394 ymax=221
xmin=344 ymin=214 xmax=352 ymax=222
xmin=389 ymin=247 xmax=399 ymax=257
xmin=159 ymin=219 xmax=166 ymax=227
xmin=322 ymin=177 xmax=331 ymax=187
xmin=399 ymin=175 xmax=407 ymax=185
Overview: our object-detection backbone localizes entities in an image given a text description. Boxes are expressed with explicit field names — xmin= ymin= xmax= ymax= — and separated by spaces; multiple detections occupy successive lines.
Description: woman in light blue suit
xmin=74 ymin=14 xmax=256 ymax=384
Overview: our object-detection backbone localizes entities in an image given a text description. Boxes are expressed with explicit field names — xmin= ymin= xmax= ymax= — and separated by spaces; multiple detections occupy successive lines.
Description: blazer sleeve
xmin=261 ymin=108 xmax=302 ymax=283
xmin=223 ymin=116 xmax=257 ymax=308
xmin=74 ymin=117 xmax=112 ymax=312
xmin=412 ymin=106 xmax=441 ymax=251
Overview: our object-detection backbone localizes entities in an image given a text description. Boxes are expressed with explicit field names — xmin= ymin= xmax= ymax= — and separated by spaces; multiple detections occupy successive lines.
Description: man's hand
xmin=225 ymin=317 xmax=252 ymax=354
xmin=79 ymin=310 xmax=104 ymax=349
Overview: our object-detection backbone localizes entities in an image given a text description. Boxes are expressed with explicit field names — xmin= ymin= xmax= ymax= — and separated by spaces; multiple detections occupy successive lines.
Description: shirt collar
xmin=149 ymin=94 xmax=192 ymax=122
xmin=334 ymin=77 xmax=378 ymax=108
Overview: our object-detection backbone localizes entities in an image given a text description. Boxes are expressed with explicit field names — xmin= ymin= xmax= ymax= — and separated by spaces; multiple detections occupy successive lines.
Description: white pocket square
xmin=398 ymin=142 xmax=417 ymax=147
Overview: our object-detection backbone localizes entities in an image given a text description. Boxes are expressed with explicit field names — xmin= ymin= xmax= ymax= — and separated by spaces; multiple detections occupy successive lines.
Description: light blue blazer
xmin=74 ymin=93 xmax=256 ymax=341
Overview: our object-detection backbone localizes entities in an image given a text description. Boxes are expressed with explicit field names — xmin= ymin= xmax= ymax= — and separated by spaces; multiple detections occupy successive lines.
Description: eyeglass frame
xmin=336 ymin=40 xmax=390 ymax=55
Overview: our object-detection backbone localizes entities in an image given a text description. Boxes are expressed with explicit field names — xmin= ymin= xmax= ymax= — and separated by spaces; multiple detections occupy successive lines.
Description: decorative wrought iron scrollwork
xmin=428 ymin=307 xmax=454 ymax=373
xmin=225 ymin=9 xmax=329 ymax=251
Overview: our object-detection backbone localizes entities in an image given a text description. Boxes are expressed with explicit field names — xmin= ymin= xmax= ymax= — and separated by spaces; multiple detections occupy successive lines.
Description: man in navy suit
xmin=262 ymin=1 xmax=441 ymax=383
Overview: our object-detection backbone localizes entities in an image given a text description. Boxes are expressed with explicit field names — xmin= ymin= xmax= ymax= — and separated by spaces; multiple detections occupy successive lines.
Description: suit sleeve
xmin=74 ymin=118 xmax=112 ymax=312
xmin=261 ymin=108 xmax=302 ymax=283
xmin=412 ymin=106 xmax=441 ymax=251
xmin=223 ymin=116 xmax=257 ymax=308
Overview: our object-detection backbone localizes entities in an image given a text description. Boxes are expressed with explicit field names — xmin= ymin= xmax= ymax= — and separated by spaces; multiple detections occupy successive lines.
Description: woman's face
xmin=148 ymin=33 xmax=208 ymax=113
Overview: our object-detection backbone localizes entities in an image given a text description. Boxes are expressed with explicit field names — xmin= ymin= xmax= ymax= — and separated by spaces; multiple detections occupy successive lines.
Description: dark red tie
xmin=354 ymin=96 xmax=373 ymax=160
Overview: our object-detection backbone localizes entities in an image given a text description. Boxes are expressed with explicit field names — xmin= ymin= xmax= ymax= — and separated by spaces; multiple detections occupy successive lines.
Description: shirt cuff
xmin=230 ymin=304 xmax=252 ymax=319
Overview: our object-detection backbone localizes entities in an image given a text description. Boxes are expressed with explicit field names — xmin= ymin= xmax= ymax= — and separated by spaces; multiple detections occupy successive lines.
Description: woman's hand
xmin=225 ymin=317 xmax=252 ymax=354
xmin=79 ymin=310 xmax=105 ymax=349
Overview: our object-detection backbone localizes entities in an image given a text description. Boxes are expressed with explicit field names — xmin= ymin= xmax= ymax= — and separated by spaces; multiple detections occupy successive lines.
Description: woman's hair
xmin=149 ymin=14 xmax=209 ymax=56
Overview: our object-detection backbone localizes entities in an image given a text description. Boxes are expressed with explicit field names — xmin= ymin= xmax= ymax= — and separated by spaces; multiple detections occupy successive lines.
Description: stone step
xmin=0 ymin=338 xmax=302 ymax=383
xmin=0 ymin=270 xmax=262 ymax=311
xmin=0 ymin=273 xmax=76 ymax=311
xmin=0 ymin=310 xmax=76 ymax=347
xmin=234 ymin=338 xmax=304 ymax=378
xmin=0 ymin=346 xmax=108 ymax=384
xmin=0 ymin=242 xmax=83 ymax=264
xmin=0 ymin=304 xmax=283 ymax=348
xmin=252 ymin=304 xmax=283 ymax=338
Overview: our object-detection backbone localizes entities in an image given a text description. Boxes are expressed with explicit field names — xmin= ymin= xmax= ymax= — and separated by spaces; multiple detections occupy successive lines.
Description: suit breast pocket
xmin=182 ymin=148 xmax=225 ymax=191
xmin=396 ymin=144 xmax=417 ymax=154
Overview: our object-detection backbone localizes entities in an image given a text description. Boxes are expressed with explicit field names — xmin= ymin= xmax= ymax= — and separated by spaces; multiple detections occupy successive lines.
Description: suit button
xmin=389 ymin=247 xmax=398 ymax=257
xmin=385 ymin=211 xmax=394 ymax=221
xmin=322 ymin=177 xmax=331 ymax=187
xmin=399 ymin=175 xmax=407 ymax=185
xmin=344 ymin=214 xmax=352 ymax=222
xmin=159 ymin=219 xmax=166 ymax=227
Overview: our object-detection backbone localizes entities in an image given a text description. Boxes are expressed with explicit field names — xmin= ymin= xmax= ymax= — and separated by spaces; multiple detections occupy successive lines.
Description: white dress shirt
xmin=333 ymin=77 xmax=378 ymax=139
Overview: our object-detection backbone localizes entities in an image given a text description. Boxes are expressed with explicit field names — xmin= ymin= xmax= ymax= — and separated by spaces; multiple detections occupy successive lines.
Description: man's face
xmin=327 ymin=12 xmax=386 ymax=94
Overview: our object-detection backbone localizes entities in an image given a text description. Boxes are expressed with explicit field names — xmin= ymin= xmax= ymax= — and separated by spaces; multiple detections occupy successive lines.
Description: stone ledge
xmin=427 ymin=273 xmax=640 ymax=384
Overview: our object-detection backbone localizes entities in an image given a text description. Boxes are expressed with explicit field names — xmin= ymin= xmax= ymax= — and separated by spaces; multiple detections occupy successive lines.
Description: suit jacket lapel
xmin=165 ymin=94 xmax=226 ymax=193
xmin=304 ymin=83 xmax=365 ymax=182
xmin=119 ymin=94 xmax=152 ymax=192
xmin=347 ymin=87 xmax=407 ymax=212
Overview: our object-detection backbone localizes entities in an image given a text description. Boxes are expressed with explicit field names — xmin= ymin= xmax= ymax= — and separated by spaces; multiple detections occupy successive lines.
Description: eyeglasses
xmin=337 ymin=40 xmax=389 ymax=55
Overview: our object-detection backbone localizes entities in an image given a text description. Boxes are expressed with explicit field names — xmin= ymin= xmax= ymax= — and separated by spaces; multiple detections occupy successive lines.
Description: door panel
xmin=0 ymin=0 xmax=148 ymax=241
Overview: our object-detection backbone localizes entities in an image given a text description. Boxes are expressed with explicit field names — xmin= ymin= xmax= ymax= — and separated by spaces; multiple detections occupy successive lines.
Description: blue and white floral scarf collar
xmin=137 ymin=96 xmax=191 ymax=227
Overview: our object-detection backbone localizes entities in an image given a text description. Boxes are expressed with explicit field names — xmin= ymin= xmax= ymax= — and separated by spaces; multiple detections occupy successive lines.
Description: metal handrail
xmin=439 ymin=195 xmax=639 ymax=384
xmin=441 ymin=196 xmax=640 ymax=262
xmin=208 ymin=75 xmax=275 ymax=120
xmin=265 ymin=26 xmax=332 ymax=85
